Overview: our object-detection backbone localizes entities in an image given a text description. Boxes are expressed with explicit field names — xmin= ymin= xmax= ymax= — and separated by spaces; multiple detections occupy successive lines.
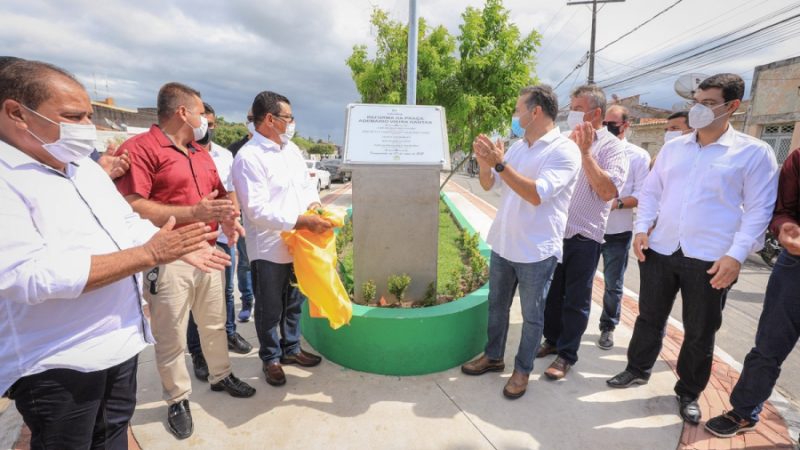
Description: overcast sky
xmin=2 ymin=0 xmax=797 ymax=143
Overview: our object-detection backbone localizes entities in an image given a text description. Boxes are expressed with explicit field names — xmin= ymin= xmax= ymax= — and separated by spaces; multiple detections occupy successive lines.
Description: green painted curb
xmin=301 ymin=190 xmax=489 ymax=376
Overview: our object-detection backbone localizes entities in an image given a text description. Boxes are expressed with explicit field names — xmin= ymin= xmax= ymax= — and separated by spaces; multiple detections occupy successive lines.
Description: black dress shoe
xmin=227 ymin=332 xmax=253 ymax=354
xmin=678 ymin=395 xmax=701 ymax=424
xmin=606 ymin=370 xmax=648 ymax=389
xmin=167 ymin=399 xmax=193 ymax=440
xmin=280 ymin=349 xmax=322 ymax=367
xmin=210 ymin=373 xmax=256 ymax=398
xmin=191 ymin=353 xmax=209 ymax=382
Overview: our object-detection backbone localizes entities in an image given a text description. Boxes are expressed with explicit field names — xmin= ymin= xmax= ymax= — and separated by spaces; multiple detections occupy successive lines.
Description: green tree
xmin=345 ymin=0 xmax=540 ymax=154
xmin=346 ymin=9 xmax=457 ymax=106
xmin=212 ymin=116 xmax=248 ymax=148
xmin=309 ymin=143 xmax=337 ymax=155
xmin=292 ymin=135 xmax=315 ymax=151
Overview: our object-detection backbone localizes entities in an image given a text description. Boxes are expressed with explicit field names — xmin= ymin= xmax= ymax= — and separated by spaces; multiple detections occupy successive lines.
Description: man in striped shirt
xmin=538 ymin=85 xmax=629 ymax=380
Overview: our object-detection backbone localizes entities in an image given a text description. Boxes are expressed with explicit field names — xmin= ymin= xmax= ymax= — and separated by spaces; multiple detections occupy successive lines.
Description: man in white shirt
xmin=460 ymin=85 xmax=581 ymax=399
xmin=538 ymin=85 xmax=629 ymax=381
xmin=607 ymin=73 xmax=779 ymax=426
xmin=596 ymin=105 xmax=651 ymax=350
xmin=233 ymin=91 xmax=332 ymax=387
xmin=0 ymin=59 xmax=227 ymax=449
xmin=185 ymin=102 xmax=253 ymax=383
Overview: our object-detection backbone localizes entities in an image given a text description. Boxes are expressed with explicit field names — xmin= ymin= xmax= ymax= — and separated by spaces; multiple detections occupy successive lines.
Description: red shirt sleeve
xmin=770 ymin=148 xmax=800 ymax=236
xmin=114 ymin=138 xmax=157 ymax=199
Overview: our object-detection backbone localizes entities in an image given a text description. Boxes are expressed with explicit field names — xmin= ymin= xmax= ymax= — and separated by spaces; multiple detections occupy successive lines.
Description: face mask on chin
xmin=22 ymin=104 xmax=97 ymax=164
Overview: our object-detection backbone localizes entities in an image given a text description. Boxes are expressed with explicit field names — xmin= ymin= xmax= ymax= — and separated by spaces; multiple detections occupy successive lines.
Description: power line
xmin=595 ymin=0 xmax=683 ymax=53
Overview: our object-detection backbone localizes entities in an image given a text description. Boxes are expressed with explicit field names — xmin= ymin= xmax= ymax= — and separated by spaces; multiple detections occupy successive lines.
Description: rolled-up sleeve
xmin=0 ymin=186 xmax=90 ymax=305
xmin=232 ymin=152 xmax=298 ymax=231
xmin=535 ymin=140 xmax=581 ymax=204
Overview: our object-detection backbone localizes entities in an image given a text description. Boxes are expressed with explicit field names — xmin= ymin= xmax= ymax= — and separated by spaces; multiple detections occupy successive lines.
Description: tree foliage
xmin=309 ymin=142 xmax=337 ymax=155
xmin=345 ymin=0 xmax=541 ymax=153
xmin=213 ymin=116 xmax=248 ymax=148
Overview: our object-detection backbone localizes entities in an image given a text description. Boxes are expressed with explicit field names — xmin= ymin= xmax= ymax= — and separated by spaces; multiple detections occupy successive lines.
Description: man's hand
xmin=707 ymin=255 xmax=741 ymax=290
xmin=98 ymin=149 xmax=131 ymax=180
xmin=192 ymin=190 xmax=236 ymax=222
xmin=778 ymin=222 xmax=800 ymax=256
xmin=473 ymin=134 xmax=505 ymax=166
xmin=181 ymin=244 xmax=232 ymax=273
xmin=569 ymin=122 xmax=595 ymax=156
xmin=221 ymin=217 xmax=246 ymax=246
xmin=296 ymin=214 xmax=333 ymax=234
xmin=142 ymin=216 xmax=219 ymax=265
xmin=633 ymin=232 xmax=649 ymax=262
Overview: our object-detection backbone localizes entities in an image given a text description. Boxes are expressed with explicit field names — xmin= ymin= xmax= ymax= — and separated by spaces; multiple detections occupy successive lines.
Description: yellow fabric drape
xmin=281 ymin=208 xmax=351 ymax=329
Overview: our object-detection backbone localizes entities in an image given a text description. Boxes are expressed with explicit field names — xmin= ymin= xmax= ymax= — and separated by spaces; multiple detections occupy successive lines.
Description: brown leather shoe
xmin=544 ymin=356 xmax=571 ymax=380
xmin=536 ymin=341 xmax=557 ymax=358
xmin=280 ymin=349 xmax=322 ymax=367
xmin=263 ymin=361 xmax=286 ymax=386
xmin=461 ymin=355 xmax=505 ymax=376
xmin=502 ymin=370 xmax=529 ymax=399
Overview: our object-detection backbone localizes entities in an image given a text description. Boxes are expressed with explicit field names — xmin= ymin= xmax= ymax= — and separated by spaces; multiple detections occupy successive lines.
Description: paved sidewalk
xmin=3 ymin=181 xmax=797 ymax=449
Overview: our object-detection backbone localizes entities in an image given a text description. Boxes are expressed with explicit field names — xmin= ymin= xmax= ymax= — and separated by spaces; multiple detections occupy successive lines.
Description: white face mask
xmin=283 ymin=122 xmax=296 ymax=140
xmin=23 ymin=105 xmax=97 ymax=164
xmin=246 ymin=121 xmax=256 ymax=136
xmin=688 ymin=102 xmax=729 ymax=129
xmin=664 ymin=130 xmax=683 ymax=143
xmin=567 ymin=110 xmax=586 ymax=130
xmin=186 ymin=111 xmax=208 ymax=141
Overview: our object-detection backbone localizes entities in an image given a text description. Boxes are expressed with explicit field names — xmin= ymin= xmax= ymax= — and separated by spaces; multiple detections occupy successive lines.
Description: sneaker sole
xmin=606 ymin=378 xmax=648 ymax=389
xmin=596 ymin=341 xmax=613 ymax=350
xmin=461 ymin=365 xmax=505 ymax=376
xmin=704 ymin=423 xmax=757 ymax=438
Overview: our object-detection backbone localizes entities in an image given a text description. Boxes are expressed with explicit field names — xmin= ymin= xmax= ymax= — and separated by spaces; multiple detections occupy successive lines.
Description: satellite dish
xmin=674 ymin=73 xmax=709 ymax=100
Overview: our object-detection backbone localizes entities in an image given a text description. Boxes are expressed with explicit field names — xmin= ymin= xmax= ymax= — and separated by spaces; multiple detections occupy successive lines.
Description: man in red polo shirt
xmin=115 ymin=82 xmax=255 ymax=440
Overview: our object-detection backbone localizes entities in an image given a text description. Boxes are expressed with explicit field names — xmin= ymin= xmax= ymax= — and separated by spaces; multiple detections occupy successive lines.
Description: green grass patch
xmin=437 ymin=200 xmax=463 ymax=294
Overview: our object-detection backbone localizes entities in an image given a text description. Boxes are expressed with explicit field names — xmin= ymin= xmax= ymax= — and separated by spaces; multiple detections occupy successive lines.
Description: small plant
xmin=387 ymin=273 xmax=412 ymax=302
xmin=420 ymin=281 xmax=437 ymax=307
xmin=362 ymin=280 xmax=377 ymax=304
xmin=444 ymin=267 xmax=465 ymax=299
xmin=335 ymin=216 xmax=353 ymax=254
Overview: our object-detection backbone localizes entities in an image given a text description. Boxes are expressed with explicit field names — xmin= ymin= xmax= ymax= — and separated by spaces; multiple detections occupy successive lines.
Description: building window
xmin=761 ymin=123 xmax=795 ymax=164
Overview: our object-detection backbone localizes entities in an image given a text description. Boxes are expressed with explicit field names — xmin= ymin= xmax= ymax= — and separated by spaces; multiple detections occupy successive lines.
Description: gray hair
xmin=571 ymin=84 xmax=607 ymax=114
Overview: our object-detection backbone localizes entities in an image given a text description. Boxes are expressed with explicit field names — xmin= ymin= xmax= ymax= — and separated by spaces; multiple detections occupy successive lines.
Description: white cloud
xmin=2 ymin=0 xmax=797 ymax=143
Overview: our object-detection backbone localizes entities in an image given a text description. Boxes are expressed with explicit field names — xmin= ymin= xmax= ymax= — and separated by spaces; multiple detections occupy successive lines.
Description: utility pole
xmin=567 ymin=0 xmax=625 ymax=85
xmin=406 ymin=0 xmax=419 ymax=105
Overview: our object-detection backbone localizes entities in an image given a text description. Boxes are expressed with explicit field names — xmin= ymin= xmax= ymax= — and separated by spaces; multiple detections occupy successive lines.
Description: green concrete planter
xmin=301 ymin=192 xmax=490 ymax=376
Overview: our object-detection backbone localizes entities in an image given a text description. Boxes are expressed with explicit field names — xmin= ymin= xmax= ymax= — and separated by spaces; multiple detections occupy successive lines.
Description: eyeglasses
xmin=274 ymin=114 xmax=295 ymax=123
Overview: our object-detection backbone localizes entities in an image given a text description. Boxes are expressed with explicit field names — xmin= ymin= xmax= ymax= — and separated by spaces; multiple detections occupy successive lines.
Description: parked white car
xmin=306 ymin=160 xmax=332 ymax=192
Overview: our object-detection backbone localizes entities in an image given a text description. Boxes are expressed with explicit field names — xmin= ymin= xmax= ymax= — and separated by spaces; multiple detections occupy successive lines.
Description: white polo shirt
xmin=486 ymin=127 xmax=582 ymax=263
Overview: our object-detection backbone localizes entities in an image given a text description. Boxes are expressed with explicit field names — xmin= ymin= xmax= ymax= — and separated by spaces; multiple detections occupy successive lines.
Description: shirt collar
xmin=251 ymin=130 xmax=282 ymax=151
xmin=0 ymin=139 xmax=79 ymax=173
xmin=690 ymin=124 xmax=736 ymax=148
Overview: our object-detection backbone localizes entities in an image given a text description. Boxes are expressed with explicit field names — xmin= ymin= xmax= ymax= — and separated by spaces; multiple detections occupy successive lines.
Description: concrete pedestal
xmin=352 ymin=166 xmax=440 ymax=303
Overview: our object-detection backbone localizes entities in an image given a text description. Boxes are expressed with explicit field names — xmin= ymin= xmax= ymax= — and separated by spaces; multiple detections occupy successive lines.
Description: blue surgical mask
xmin=511 ymin=116 xmax=525 ymax=138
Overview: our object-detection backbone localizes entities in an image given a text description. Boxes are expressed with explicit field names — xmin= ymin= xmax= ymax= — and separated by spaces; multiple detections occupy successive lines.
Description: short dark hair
xmin=252 ymin=91 xmax=290 ymax=125
xmin=607 ymin=104 xmax=629 ymax=122
xmin=0 ymin=56 xmax=23 ymax=71
xmin=697 ymin=73 xmax=745 ymax=103
xmin=519 ymin=85 xmax=558 ymax=121
xmin=668 ymin=110 xmax=689 ymax=121
xmin=157 ymin=82 xmax=201 ymax=121
xmin=0 ymin=59 xmax=82 ymax=109
xmin=571 ymin=84 xmax=607 ymax=114
xmin=202 ymin=101 xmax=215 ymax=116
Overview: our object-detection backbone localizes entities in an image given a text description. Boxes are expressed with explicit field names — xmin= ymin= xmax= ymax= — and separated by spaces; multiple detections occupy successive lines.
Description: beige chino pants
xmin=144 ymin=258 xmax=231 ymax=404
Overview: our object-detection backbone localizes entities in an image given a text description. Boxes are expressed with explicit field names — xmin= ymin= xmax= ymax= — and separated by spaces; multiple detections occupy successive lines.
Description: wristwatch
xmin=616 ymin=198 xmax=624 ymax=210
xmin=495 ymin=162 xmax=506 ymax=173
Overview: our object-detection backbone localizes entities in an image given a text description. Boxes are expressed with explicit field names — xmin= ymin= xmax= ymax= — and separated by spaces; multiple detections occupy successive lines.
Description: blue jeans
xmin=485 ymin=252 xmax=557 ymax=374
xmin=251 ymin=259 xmax=305 ymax=363
xmin=187 ymin=242 xmax=236 ymax=355
xmin=730 ymin=249 xmax=800 ymax=422
xmin=599 ymin=231 xmax=633 ymax=331
xmin=236 ymin=237 xmax=254 ymax=306
xmin=543 ymin=235 xmax=603 ymax=364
